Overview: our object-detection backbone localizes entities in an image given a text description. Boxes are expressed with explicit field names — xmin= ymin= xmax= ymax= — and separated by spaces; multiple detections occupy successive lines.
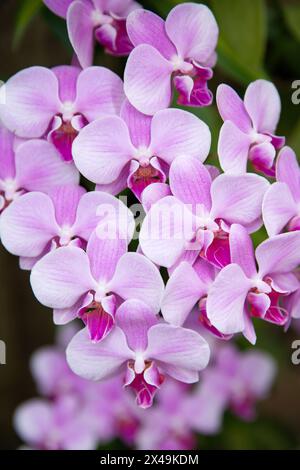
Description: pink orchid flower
xmin=0 ymin=126 xmax=78 ymax=214
xmin=44 ymin=0 xmax=141 ymax=67
xmin=162 ymin=258 xmax=232 ymax=341
xmin=263 ymin=146 xmax=300 ymax=236
xmin=217 ymin=80 xmax=285 ymax=176
xmin=89 ymin=374 xmax=142 ymax=445
xmin=14 ymin=395 xmax=98 ymax=450
xmin=124 ymin=4 xmax=219 ymax=115
xmin=210 ymin=346 xmax=276 ymax=420
xmin=136 ymin=380 xmax=197 ymax=450
xmin=207 ymin=224 xmax=300 ymax=344
xmin=284 ymin=287 xmax=300 ymax=328
xmin=140 ymin=156 xmax=269 ymax=269
xmin=30 ymin=232 xmax=164 ymax=341
xmin=66 ymin=299 xmax=210 ymax=408
xmin=72 ymin=100 xmax=211 ymax=200
xmin=0 ymin=185 xmax=132 ymax=270
xmin=0 ymin=65 xmax=124 ymax=161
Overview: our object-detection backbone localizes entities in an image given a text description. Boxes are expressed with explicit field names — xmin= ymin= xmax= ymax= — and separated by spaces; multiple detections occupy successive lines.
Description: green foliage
xmin=201 ymin=413 xmax=296 ymax=450
xmin=280 ymin=0 xmax=300 ymax=43
xmin=13 ymin=0 xmax=43 ymax=49
xmin=289 ymin=118 xmax=300 ymax=155
xmin=210 ymin=0 xmax=268 ymax=83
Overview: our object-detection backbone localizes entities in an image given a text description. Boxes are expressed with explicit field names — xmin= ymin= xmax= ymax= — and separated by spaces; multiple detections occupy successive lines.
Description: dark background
xmin=0 ymin=0 xmax=300 ymax=450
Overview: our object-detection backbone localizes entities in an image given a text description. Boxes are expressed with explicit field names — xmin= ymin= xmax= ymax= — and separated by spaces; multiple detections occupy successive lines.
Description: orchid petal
xmin=30 ymin=247 xmax=96 ymax=309
xmin=229 ymin=224 xmax=257 ymax=278
xmin=276 ymin=147 xmax=300 ymax=203
xmin=150 ymin=108 xmax=211 ymax=165
xmin=73 ymin=190 xmax=134 ymax=241
xmin=165 ymin=3 xmax=218 ymax=64
xmin=218 ymin=121 xmax=252 ymax=174
xmin=43 ymin=0 xmax=73 ymax=18
xmin=244 ymin=80 xmax=281 ymax=134
xmin=210 ymin=173 xmax=269 ymax=226
xmin=124 ymin=44 xmax=173 ymax=115
xmin=66 ymin=326 xmax=133 ymax=381
xmin=86 ymin=231 xmax=127 ymax=284
xmin=126 ymin=9 xmax=176 ymax=59
xmin=75 ymin=67 xmax=125 ymax=120
xmin=48 ymin=185 xmax=85 ymax=227
xmin=206 ymin=264 xmax=252 ymax=334
xmin=15 ymin=140 xmax=79 ymax=191
xmin=216 ymin=84 xmax=252 ymax=133
xmin=116 ymin=299 xmax=157 ymax=352
xmin=169 ymin=156 xmax=212 ymax=210
xmin=72 ymin=116 xmax=134 ymax=184
xmin=256 ymin=231 xmax=300 ymax=278
xmin=67 ymin=1 xmax=94 ymax=69
xmin=0 ymin=192 xmax=59 ymax=257
xmin=162 ymin=262 xmax=206 ymax=327
xmin=108 ymin=253 xmax=164 ymax=313
xmin=0 ymin=67 xmax=60 ymax=138
xmin=140 ymin=196 xmax=196 ymax=268
xmin=262 ymin=182 xmax=297 ymax=236
xmin=146 ymin=324 xmax=210 ymax=383
xmin=120 ymin=99 xmax=152 ymax=148
xmin=0 ymin=124 xmax=15 ymax=179
xmin=52 ymin=66 xmax=81 ymax=102
xmin=141 ymin=183 xmax=171 ymax=212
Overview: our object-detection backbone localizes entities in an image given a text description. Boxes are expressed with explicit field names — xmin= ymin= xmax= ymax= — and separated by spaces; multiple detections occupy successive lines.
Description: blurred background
xmin=0 ymin=0 xmax=300 ymax=450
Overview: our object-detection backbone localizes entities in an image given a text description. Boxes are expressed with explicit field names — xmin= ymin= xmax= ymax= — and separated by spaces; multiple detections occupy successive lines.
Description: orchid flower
xmin=72 ymin=100 xmax=211 ymax=200
xmin=66 ymin=299 xmax=210 ymax=408
xmin=30 ymin=327 xmax=141 ymax=445
xmin=210 ymin=346 xmax=276 ymax=420
xmin=206 ymin=224 xmax=300 ymax=344
xmin=0 ymin=185 xmax=133 ymax=270
xmin=162 ymin=258 xmax=232 ymax=340
xmin=31 ymin=347 xmax=82 ymax=399
xmin=140 ymin=156 xmax=269 ymax=269
xmin=217 ymin=80 xmax=285 ymax=176
xmin=0 ymin=65 xmax=124 ymax=161
xmin=30 ymin=232 xmax=164 ymax=341
xmin=0 ymin=126 xmax=78 ymax=214
xmin=263 ymin=147 xmax=300 ymax=236
xmin=136 ymin=380 xmax=196 ymax=450
xmin=124 ymin=4 xmax=219 ymax=115
xmin=14 ymin=396 xmax=98 ymax=450
xmin=43 ymin=0 xmax=141 ymax=67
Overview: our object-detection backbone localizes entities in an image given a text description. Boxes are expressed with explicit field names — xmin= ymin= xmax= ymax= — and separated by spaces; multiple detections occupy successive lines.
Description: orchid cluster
xmin=0 ymin=0 xmax=298 ymax=419
xmin=14 ymin=326 xmax=276 ymax=450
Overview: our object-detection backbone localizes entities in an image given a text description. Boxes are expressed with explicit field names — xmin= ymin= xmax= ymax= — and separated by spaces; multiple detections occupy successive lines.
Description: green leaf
xmin=289 ymin=118 xmax=300 ymax=156
xmin=280 ymin=0 xmax=300 ymax=43
xmin=13 ymin=0 xmax=43 ymax=49
xmin=211 ymin=0 xmax=268 ymax=83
